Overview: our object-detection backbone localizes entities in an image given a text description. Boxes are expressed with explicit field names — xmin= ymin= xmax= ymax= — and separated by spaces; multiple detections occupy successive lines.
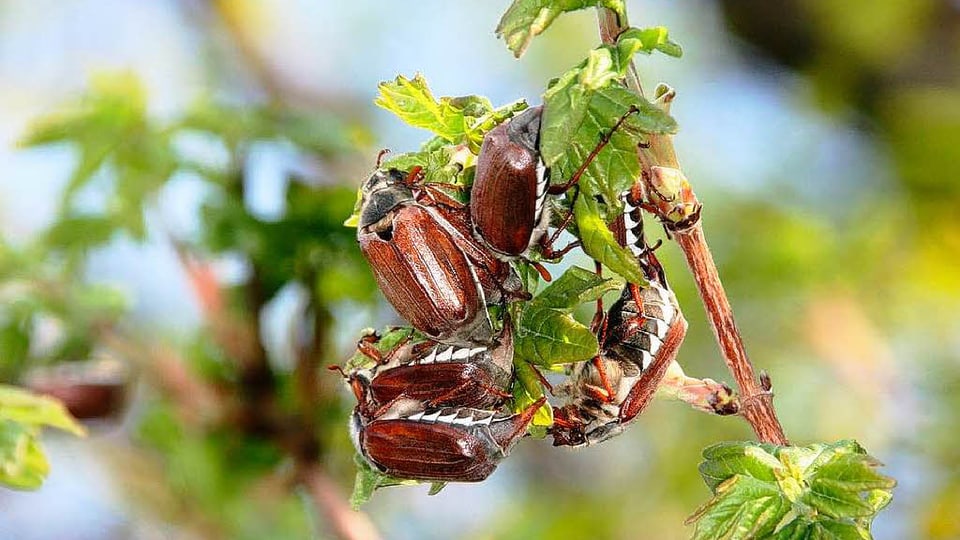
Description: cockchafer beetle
xmin=337 ymin=323 xmax=516 ymax=417
xmin=351 ymin=396 xmax=546 ymax=483
xmin=550 ymin=213 xmax=737 ymax=447
xmin=550 ymin=268 xmax=689 ymax=447
xmin=469 ymin=105 xmax=640 ymax=276
xmin=357 ymin=167 xmax=524 ymax=345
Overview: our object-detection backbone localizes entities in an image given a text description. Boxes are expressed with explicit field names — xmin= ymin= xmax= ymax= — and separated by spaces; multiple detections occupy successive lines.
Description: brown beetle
xmin=550 ymin=275 xmax=688 ymax=447
xmin=351 ymin=397 xmax=546 ymax=483
xmin=470 ymin=105 xmax=640 ymax=268
xmin=551 ymin=232 xmax=737 ymax=447
xmin=357 ymin=168 xmax=524 ymax=345
xmin=345 ymin=323 xmax=515 ymax=415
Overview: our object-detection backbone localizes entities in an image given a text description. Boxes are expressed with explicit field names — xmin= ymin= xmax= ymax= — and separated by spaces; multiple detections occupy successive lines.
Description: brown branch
xmin=674 ymin=226 xmax=787 ymax=444
xmin=597 ymin=7 xmax=788 ymax=445
xmin=297 ymin=465 xmax=382 ymax=540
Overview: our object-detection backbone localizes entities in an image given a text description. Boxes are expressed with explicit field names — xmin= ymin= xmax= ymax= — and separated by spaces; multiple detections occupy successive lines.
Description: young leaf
xmin=689 ymin=440 xmax=896 ymax=539
xmin=515 ymin=266 xmax=621 ymax=366
xmin=698 ymin=441 xmax=785 ymax=491
xmin=349 ymin=453 xmax=423 ymax=509
xmin=574 ymin=195 xmax=647 ymax=286
xmin=512 ymin=358 xmax=554 ymax=431
xmin=375 ymin=74 xmax=527 ymax=152
xmin=686 ymin=475 xmax=790 ymax=540
xmin=496 ymin=0 xmax=626 ymax=58
xmin=618 ymin=27 xmax=683 ymax=58
xmin=376 ymin=74 xmax=471 ymax=143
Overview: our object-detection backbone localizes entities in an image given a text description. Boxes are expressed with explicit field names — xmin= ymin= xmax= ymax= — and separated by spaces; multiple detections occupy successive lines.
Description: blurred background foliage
xmin=0 ymin=0 xmax=957 ymax=538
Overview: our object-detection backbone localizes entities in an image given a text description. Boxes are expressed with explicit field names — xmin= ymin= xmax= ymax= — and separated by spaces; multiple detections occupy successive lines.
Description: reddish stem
xmin=674 ymin=224 xmax=787 ymax=444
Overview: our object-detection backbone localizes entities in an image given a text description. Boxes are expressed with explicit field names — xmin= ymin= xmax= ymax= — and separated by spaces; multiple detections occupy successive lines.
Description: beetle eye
xmin=376 ymin=223 xmax=394 ymax=241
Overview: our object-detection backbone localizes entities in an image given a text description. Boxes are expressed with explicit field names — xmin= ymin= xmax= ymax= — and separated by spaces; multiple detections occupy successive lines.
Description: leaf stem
xmin=596 ymin=7 xmax=788 ymax=445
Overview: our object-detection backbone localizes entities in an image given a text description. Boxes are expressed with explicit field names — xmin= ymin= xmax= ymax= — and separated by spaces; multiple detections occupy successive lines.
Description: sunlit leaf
xmin=515 ymin=266 xmax=619 ymax=366
xmin=689 ymin=440 xmax=895 ymax=539
xmin=496 ymin=0 xmax=626 ymax=57
xmin=574 ymin=195 xmax=647 ymax=286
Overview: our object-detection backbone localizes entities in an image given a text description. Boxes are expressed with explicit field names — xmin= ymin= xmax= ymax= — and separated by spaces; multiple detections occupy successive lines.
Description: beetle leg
xmin=375 ymin=148 xmax=391 ymax=168
xmin=530 ymin=261 xmax=553 ymax=282
xmin=618 ymin=315 xmax=688 ymax=423
xmin=529 ymin=363 xmax=556 ymax=396
xmin=539 ymin=184 xmax=581 ymax=258
xmin=590 ymin=356 xmax=617 ymax=403
xmin=547 ymin=105 xmax=640 ymax=195
xmin=356 ymin=340 xmax=383 ymax=363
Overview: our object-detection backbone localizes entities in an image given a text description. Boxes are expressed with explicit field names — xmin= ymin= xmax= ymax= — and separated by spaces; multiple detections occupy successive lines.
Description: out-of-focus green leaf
xmin=689 ymin=440 xmax=896 ymax=539
xmin=574 ymin=195 xmax=647 ymax=285
xmin=19 ymin=72 xmax=176 ymax=246
xmin=0 ymin=384 xmax=86 ymax=436
xmin=496 ymin=0 xmax=626 ymax=57
xmin=0 ymin=386 xmax=85 ymax=490
xmin=0 ymin=420 xmax=49 ymax=490
xmin=515 ymin=266 xmax=619 ymax=366
xmin=42 ymin=216 xmax=118 ymax=252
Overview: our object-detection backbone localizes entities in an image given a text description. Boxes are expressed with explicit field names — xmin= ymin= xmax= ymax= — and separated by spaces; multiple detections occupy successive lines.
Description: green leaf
xmin=496 ymin=0 xmax=626 ymax=58
xmin=540 ymin=42 xmax=676 ymax=207
xmin=618 ymin=26 xmax=683 ymax=58
xmin=533 ymin=265 xmax=623 ymax=309
xmin=375 ymin=74 xmax=469 ymax=142
xmin=516 ymin=306 xmax=598 ymax=366
xmin=0 ymin=385 xmax=86 ymax=436
xmin=772 ymin=518 xmax=870 ymax=540
xmin=699 ymin=441 xmax=785 ymax=491
xmin=512 ymin=360 xmax=553 ymax=431
xmin=515 ymin=266 xmax=620 ymax=366
xmin=0 ymin=420 xmax=49 ymax=490
xmin=687 ymin=475 xmax=791 ymax=540
xmin=689 ymin=440 xmax=896 ymax=539
xmin=574 ymin=195 xmax=647 ymax=286
xmin=349 ymin=453 xmax=422 ymax=508
xmin=375 ymin=75 xmax=527 ymax=152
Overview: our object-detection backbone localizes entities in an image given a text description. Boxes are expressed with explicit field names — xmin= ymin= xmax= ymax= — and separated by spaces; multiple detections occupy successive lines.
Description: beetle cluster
xmin=341 ymin=105 xmax=739 ymax=484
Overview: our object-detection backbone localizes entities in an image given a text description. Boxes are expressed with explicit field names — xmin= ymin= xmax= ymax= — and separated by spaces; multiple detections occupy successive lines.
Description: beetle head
xmin=506 ymin=106 xmax=543 ymax=155
xmin=358 ymin=169 xmax=414 ymax=232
